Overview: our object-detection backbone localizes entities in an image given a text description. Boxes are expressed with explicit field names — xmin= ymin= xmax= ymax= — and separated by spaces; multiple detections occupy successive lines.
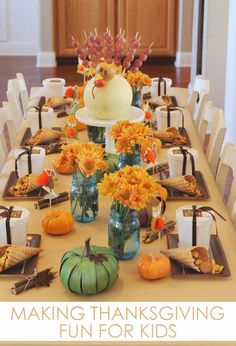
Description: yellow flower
xmin=115 ymin=137 xmax=133 ymax=153
xmin=71 ymin=141 xmax=106 ymax=177
xmin=110 ymin=120 xmax=131 ymax=140
xmin=78 ymin=157 xmax=97 ymax=177
xmin=111 ymin=120 xmax=156 ymax=155
xmin=125 ymin=71 xmax=151 ymax=90
xmin=98 ymin=166 xmax=168 ymax=210
xmin=98 ymin=172 xmax=118 ymax=197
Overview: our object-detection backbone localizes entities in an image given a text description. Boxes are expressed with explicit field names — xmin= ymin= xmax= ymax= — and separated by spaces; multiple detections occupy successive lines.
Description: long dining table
xmin=1 ymin=86 xmax=236 ymax=346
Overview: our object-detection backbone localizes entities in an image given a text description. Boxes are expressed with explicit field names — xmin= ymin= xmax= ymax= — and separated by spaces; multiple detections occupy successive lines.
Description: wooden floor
xmin=0 ymin=56 xmax=190 ymax=103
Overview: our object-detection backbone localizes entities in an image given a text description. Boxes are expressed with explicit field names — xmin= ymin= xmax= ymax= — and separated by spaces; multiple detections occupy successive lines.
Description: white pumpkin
xmin=84 ymin=75 xmax=132 ymax=120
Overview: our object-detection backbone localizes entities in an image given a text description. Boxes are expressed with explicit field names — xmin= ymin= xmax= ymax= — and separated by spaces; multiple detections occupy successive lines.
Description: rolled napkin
xmin=8 ymin=173 xmax=40 ymax=196
xmin=153 ymin=127 xmax=187 ymax=145
xmin=26 ymin=128 xmax=63 ymax=145
xmin=158 ymin=175 xmax=203 ymax=197
xmin=0 ymin=245 xmax=41 ymax=273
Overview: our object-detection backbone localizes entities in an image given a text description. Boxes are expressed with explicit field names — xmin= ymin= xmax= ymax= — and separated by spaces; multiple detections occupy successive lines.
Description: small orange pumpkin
xmin=42 ymin=210 xmax=74 ymax=235
xmin=137 ymin=253 xmax=171 ymax=280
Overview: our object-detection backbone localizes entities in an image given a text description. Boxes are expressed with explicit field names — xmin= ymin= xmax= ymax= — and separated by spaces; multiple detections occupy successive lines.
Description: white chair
xmin=16 ymin=73 xmax=29 ymax=115
xmin=216 ymin=142 xmax=236 ymax=223
xmin=0 ymin=102 xmax=17 ymax=151
xmin=0 ymin=103 xmax=17 ymax=174
xmin=198 ymin=101 xmax=226 ymax=177
xmin=0 ymin=142 xmax=6 ymax=174
xmin=7 ymin=78 xmax=24 ymax=129
xmin=230 ymin=200 xmax=236 ymax=228
xmin=188 ymin=75 xmax=210 ymax=114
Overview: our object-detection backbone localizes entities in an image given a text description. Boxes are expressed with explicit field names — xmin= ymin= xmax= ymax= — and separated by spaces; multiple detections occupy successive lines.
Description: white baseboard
xmin=36 ymin=51 xmax=57 ymax=67
xmin=0 ymin=41 xmax=37 ymax=55
xmin=175 ymin=51 xmax=192 ymax=67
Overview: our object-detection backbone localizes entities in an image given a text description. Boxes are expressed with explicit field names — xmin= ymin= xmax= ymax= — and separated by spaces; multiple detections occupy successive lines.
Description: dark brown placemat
xmin=20 ymin=127 xmax=62 ymax=147
xmin=160 ymin=170 xmax=210 ymax=200
xmin=0 ymin=234 xmax=41 ymax=277
xmin=2 ymin=171 xmax=48 ymax=200
xmin=167 ymin=234 xmax=231 ymax=277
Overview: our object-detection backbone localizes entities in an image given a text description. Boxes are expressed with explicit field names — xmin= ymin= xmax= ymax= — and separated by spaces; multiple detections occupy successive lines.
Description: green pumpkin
xmin=60 ymin=238 xmax=119 ymax=295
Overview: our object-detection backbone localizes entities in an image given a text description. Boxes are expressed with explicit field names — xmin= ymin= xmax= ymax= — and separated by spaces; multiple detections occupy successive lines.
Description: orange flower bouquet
xmin=125 ymin=71 xmax=151 ymax=92
xmin=98 ymin=165 xmax=167 ymax=259
xmin=111 ymin=120 xmax=161 ymax=168
xmin=70 ymin=142 xmax=107 ymax=222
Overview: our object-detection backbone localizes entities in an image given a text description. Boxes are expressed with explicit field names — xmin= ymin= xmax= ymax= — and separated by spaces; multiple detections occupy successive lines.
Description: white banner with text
xmin=0 ymin=302 xmax=235 ymax=342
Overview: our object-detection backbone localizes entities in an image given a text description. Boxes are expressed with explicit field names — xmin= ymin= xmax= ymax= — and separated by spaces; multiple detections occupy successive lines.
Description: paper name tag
xmin=173 ymin=149 xmax=182 ymax=155
xmin=31 ymin=149 xmax=40 ymax=154
xmin=183 ymin=209 xmax=202 ymax=217
xmin=1 ymin=210 xmax=23 ymax=219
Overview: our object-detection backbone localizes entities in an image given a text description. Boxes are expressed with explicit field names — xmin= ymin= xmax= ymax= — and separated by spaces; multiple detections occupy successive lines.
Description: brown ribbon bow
xmin=179 ymin=146 xmax=195 ymax=176
xmin=0 ymin=206 xmax=14 ymax=244
xmin=157 ymin=77 xmax=167 ymax=96
xmin=15 ymin=146 xmax=33 ymax=178
xmin=191 ymin=206 xmax=226 ymax=246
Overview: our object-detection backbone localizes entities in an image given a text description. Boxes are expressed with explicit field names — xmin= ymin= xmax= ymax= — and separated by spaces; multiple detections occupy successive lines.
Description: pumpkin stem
xmin=84 ymin=238 xmax=92 ymax=257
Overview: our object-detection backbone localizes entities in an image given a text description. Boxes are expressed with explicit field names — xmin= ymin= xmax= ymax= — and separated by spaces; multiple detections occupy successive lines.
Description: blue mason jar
xmin=118 ymin=145 xmax=141 ymax=169
xmin=87 ymin=125 xmax=105 ymax=144
xmin=131 ymin=90 xmax=142 ymax=108
xmin=108 ymin=206 xmax=140 ymax=260
xmin=70 ymin=172 xmax=98 ymax=222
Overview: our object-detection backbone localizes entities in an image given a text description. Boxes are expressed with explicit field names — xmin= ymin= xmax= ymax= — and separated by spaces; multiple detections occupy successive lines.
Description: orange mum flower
xmin=98 ymin=166 xmax=167 ymax=211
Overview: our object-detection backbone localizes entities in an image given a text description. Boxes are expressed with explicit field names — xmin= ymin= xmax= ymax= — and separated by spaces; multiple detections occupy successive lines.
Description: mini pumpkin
xmin=60 ymin=238 xmax=119 ymax=295
xmin=137 ymin=253 xmax=171 ymax=280
xmin=42 ymin=210 xmax=74 ymax=235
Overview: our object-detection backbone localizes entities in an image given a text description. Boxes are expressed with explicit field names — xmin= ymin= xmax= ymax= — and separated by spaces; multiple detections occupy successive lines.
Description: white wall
xmin=175 ymin=0 xmax=193 ymax=68
xmin=0 ymin=0 xmax=38 ymax=55
xmin=202 ymin=0 xmax=229 ymax=108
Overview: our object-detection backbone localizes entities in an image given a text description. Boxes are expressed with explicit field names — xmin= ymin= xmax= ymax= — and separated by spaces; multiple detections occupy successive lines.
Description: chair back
xmin=7 ymin=79 xmax=24 ymax=128
xmin=16 ymin=73 xmax=29 ymax=114
xmin=188 ymin=75 xmax=210 ymax=116
xmin=206 ymin=108 xmax=226 ymax=177
xmin=0 ymin=102 xmax=17 ymax=153
xmin=193 ymin=92 xmax=209 ymax=129
xmin=0 ymin=142 xmax=6 ymax=174
xmin=216 ymin=142 xmax=236 ymax=218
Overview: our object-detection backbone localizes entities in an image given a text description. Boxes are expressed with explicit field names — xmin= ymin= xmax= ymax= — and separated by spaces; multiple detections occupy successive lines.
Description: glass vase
xmin=70 ymin=172 xmax=98 ymax=222
xmin=87 ymin=125 xmax=105 ymax=144
xmin=118 ymin=146 xmax=141 ymax=169
xmin=131 ymin=90 xmax=142 ymax=108
xmin=108 ymin=206 xmax=140 ymax=260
